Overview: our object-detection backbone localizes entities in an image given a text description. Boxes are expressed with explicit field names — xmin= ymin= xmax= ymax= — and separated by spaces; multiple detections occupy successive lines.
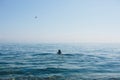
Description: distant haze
xmin=0 ymin=0 xmax=120 ymax=43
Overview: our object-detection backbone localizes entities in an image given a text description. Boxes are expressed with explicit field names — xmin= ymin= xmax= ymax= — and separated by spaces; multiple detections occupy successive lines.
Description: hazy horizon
xmin=1 ymin=0 xmax=120 ymax=43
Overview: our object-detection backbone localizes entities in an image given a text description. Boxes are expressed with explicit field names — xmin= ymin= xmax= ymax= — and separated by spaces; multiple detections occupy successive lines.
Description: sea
xmin=0 ymin=43 xmax=120 ymax=80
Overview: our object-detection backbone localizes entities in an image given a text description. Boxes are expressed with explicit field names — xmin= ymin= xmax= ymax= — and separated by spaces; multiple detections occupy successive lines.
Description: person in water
xmin=57 ymin=49 xmax=62 ymax=55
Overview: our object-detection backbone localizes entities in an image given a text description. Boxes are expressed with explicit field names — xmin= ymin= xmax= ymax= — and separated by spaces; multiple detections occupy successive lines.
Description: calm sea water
xmin=0 ymin=43 xmax=120 ymax=80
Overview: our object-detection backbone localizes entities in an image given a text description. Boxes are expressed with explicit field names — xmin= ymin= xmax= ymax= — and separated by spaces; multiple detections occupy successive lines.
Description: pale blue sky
xmin=0 ymin=0 xmax=120 ymax=43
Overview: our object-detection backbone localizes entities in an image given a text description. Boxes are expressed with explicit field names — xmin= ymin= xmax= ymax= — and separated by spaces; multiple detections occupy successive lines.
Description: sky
xmin=0 ymin=0 xmax=120 ymax=43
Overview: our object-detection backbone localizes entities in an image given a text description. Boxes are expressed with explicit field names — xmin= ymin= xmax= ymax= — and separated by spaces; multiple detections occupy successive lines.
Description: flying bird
xmin=35 ymin=16 xmax=37 ymax=19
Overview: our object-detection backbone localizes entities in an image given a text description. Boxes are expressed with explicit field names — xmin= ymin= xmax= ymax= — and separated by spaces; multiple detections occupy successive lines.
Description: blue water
xmin=0 ymin=43 xmax=120 ymax=80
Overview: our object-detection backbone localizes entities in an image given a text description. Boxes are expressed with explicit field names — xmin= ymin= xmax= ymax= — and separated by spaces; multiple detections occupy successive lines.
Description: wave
xmin=0 ymin=75 xmax=64 ymax=80
xmin=32 ymin=53 xmax=54 ymax=56
xmin=0 ymin=67 xmax=71 ymax=75
xmin=1 ymin=74 xmax=120 ymax=80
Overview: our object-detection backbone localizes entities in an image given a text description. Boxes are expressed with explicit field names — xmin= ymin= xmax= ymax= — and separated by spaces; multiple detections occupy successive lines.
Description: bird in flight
xmin=35 ymin=16 xmax=37 ymax=19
